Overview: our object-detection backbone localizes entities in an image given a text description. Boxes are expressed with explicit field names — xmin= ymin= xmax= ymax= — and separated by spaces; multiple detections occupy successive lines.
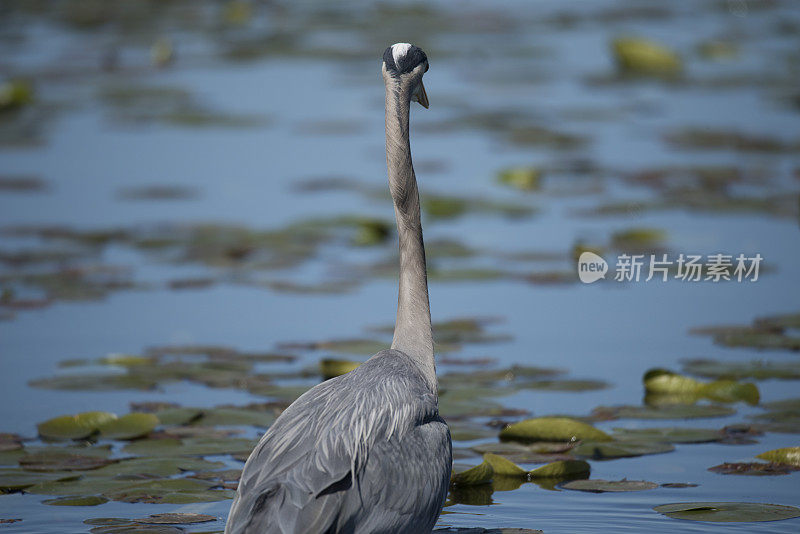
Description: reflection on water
xmin=1 ymin=0 xmax=800 ymax=532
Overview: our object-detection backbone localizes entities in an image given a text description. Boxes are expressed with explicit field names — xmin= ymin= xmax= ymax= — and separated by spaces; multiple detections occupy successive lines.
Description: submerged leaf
xmin=573 ymin=440 xmax=674 ymax=459
xmin=42 ymin=495 xmax=108 ymax=506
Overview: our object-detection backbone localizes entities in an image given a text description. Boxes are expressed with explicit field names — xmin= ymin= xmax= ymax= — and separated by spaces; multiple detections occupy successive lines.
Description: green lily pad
xmin=0 ymin=469 xmax=76 ymax=491
xmin=19 ymin=451 xmax=117 ymax=472
xmin=593 ymin=404 xmax=735 ymax=420
xmin=98 ymin=413 xmax=159 ymax=440
xmin=682 ymin=359 xmax=800 ymax=380
xmin=37 ymin=412 xmax=117 ymax=440
xmin=529 ymin=460 xmax=590 ymax=479
xmin=500 ymin=417 xmax=612 ymax=443
xmin=573 ymin=440 xmax=674 ymax=459
xmin=43 ymin=495 xmax=108 ymax=506
xmin=756 ymin=447 xmax=800 ymax=466
xmin=653 ymin=502 xmax=800 ymax=522
xmin=612 ymin=37 xmax=682 ymax=77
xmin=611 ymin=427 xmax=722 ymax=444
xmin=196 ymin=407 xmax=275 ymax=428
xmin=103 ymin=478 xmax=232 ymax=504
xmin=319 ymin=359 xmax=361 ymax=379
xmin=708 ymin=462 xmax=797 ymax=476
xmin=134 ymin=513 xmax=215 ymax=524
xmin=154 ymin=408 xmax=203 ymax=426
xmin=562 ymin=479 xmax=658 ymax=493
xmin=520 ymin=379 xmax=609 ymax=392
xmin=644 ymin=369 xmax=759 ymax=404
xmin=90 ymin=457 xmax=224 ymax=477
xmin=451 ymin=461 xmax=494 ymax=486
xmin=482 ymin=453 xmax=526 ymax=477
xmin=497 ymin=167 xmax=543 ymax=191
xmin=122 ymin=437 xmax=256 ymax=457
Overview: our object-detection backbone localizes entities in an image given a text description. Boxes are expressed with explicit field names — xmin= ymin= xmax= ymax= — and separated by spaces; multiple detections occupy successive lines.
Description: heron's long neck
xmin=384 ymin=81 xmax=436 ymax=391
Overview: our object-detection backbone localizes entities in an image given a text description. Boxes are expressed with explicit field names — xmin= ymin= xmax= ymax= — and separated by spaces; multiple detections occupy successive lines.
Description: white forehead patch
xmin=391 ymin=43 xmax=413 ymax=66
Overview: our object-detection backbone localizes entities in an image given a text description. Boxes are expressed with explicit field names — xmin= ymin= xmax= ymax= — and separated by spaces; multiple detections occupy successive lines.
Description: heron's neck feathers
xmin=384 ymin=80 xmax=436 ymax=392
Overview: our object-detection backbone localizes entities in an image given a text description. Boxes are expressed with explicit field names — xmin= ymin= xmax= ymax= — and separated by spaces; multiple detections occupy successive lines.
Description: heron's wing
xmin=339 ymin=415 xmax=452 ymax=532
xmin=226 ymin=350 xmax=442 ymax=534
xmin=226 ymin=375 xmax=355 ymax=534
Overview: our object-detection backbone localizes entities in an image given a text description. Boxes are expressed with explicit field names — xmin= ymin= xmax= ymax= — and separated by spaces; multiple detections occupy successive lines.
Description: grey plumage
xmin=225 ymin=43 xmax=451 ymax=534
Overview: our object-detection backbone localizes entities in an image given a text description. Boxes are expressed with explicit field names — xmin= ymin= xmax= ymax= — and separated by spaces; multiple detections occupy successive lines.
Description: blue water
xmin=2 ymin=0 xmax=800 ymax=532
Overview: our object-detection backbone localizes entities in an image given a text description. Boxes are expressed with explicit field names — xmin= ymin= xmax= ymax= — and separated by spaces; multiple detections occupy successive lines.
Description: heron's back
xmin=225 ymin=349 xmax=452 ymax=534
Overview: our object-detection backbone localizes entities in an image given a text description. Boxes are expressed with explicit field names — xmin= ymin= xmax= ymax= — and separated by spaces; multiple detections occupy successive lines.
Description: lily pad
xmin=320 ymin=359 xmax=361 ymax=379
xmin=451 ymin=461 xmax=494 ymax=486
xmin=573 ymin=440 xmax=674 ymax=459
xmin=497 ymin=167 xmax=542 ymax=191
xmin=154 ymin=408 xmax=203 ymax=426
xmin=42 ymin=495 xmax=108 ymax=506
xmin=98 ymin=413 xmax=159 ymax=440
xmin=123 ymin=437 xmax=256 ymax=457
xmin=0 ymin=469 xmax=76 ymax=491
xmin=682 ymin=359 xmax=800 ymax=380
xmin=611 ymin=427 xmax=722 ymax=444
xmin=756 ymin=447 xmax=800 ymax=467
xmin=644 ymin=368 xmax=759 ymax=404
xmin=134 ymin=513 xmax=215 ymax=524
xmin=37 ymin=412 xmax=117 ymax=440
xmin=19 ymin=451 xmax=117 ymax=472
xmin=612 ymin=37 xmax=682 ymax=77
xmin=482 ymin=453 xmax=526 ymax=477
xmin=562 ymin=479 xmax=658 ymax=493
xmin=708 ymin=462 xmax=797 ymax=476
xmin=653 ymin=502 xmax=800 ymax=522
xmin=500 ymin=417 xmax=612 ymax=443
xmin=103 ymin=478 xmax=232 ymax=504
xmin=90 ymin=456 xmax=224 ymax=477
xmin=593 ymin=404 xmax=735 ymax=420
xmin=529 ymin=460 xmax=590 ymax=479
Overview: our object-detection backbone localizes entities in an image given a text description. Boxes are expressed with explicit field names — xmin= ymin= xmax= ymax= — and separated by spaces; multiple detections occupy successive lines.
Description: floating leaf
xmin=708 ymin=462 xmax=797 ymax=476
xmin=37 ymin=412 xmax=117 ymax=440
xmin=123 ymin=437 xmax=256 ymax=457
xmin=653 ymin=502 xmax=800 ymax=522
xmin=562 ymin=479 xmax=658 ymax=493
xmin=593 ymin=404 xmax=735 ymax=420
xmin=103 ymin=478 xmax=232 ymax=504
xmin=90 ymin=457 xmax=224 ymax=477
xmin=500 ymin=417 xmax=611 ymax=443
xmin=451 ymin=461 xmax=494 ymax=486
xmin=612 ymin=37 xmax=682 ymax=77
xmin=154 ymin=408 xmax=203 ymax=426
xmin=0 ymin=469 xmax=76 ymax=491
xmin=482 ymin=453 xmax=526 ymax=477
xmin=319 ymin=359 xmax=361 ymax=379
xmin=42 ymin=495 xmax=108 ymax=506
xmin=611 ymin=427 xmax=722 ymax=444
xmin=756 ymin=447 xmax=800 ymax=467
xmin=98 ymin=413 xmax=159 ymax=440
xmin=643 ymin=369 xmax=759 ymax=404
xmin=20 ymin=451 xmax=117 ymax=472
xmin=497 ymin=167 xmax=542 ymax=191
xmin=134 ymin=513 xmax=215 ymax=524
xmin=682 ymin=359 xmax=800 ymax=380
xmin=529 ymin=460 xmax=590 ymax=479
xmin=573 ymin=440 xmax=674 ymax=459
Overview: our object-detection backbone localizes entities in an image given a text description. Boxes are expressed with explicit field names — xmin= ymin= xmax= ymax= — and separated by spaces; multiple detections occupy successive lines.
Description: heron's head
xmin=382 ymin=43 xmax=429 ymax=109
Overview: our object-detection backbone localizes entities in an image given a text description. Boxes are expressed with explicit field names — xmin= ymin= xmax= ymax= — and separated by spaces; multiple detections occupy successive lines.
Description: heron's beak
xmin=414 ymin=80 xmax=429 ymax=109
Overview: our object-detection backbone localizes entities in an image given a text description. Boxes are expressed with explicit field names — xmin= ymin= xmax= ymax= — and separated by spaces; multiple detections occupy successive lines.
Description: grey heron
xmin=225 ymin=43 xmax=452 ymax=534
